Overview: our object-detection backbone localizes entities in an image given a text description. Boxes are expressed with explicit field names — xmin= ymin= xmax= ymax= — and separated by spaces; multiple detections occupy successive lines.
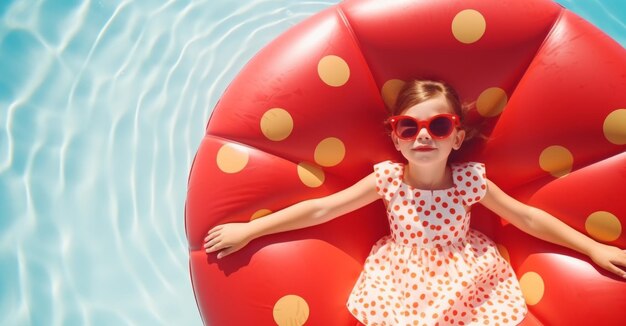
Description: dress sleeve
xmin=373 ymin=160 xmax=403 ymax=202
xmin=453 ymin=162 xmax=488 ymax=206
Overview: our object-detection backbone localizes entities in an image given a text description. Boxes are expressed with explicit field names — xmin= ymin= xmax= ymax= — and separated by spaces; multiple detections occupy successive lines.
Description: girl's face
xmin=391 ymin=94 xmax=465 ymax=166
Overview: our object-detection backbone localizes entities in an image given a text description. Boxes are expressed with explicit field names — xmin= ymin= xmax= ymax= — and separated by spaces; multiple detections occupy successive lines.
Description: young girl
xmin=204 ymin=80 xmax=626 ymax=325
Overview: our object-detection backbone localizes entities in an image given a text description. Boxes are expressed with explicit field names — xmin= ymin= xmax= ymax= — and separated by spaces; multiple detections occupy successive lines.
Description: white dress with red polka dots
xmin=347 ymin=161 xmax=527 ymax=326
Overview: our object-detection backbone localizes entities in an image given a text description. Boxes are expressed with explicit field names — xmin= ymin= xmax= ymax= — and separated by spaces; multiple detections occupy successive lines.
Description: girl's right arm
xmin=204 ymin=172 xmax=379 ymax=258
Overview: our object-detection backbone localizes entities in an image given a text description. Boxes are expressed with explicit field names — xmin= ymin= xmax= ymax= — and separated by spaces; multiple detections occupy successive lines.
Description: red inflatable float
xmin=186 ymin=0 xmax=626 ymax=324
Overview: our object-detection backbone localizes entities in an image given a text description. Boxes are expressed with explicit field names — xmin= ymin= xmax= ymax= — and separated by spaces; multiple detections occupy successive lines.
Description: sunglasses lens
xmin=429 ymin=116 xmax=453 ymax=137
xmin=395 ymin=118 xmax=418 ymax=139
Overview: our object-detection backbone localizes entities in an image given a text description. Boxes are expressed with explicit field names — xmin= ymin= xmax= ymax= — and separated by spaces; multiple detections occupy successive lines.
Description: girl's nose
xmin=416 ymin=127 xmax=431 ymax=141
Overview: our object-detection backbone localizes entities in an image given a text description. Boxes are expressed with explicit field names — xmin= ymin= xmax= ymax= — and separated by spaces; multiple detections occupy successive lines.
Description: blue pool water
xmin=0 ymin=0 xmax=623 ymax=325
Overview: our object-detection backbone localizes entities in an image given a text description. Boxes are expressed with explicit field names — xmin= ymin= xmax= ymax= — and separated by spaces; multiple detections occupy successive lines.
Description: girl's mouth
xmin=413 ymin=147 xmax=436 ymax=152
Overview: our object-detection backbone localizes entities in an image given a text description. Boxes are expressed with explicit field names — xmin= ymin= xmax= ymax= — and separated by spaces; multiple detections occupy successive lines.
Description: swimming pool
xmin=0 ymin=0 xmax=623 ymax=325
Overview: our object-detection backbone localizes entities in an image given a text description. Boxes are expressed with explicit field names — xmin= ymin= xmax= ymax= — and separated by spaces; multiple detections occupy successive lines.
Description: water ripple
xmin=1 ymin=0 xmax=341 ymax=325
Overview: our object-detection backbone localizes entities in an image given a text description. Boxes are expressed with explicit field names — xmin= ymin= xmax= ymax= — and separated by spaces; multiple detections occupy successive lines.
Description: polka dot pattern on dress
xmin=348 ymin=161 xmax=527 ymax=325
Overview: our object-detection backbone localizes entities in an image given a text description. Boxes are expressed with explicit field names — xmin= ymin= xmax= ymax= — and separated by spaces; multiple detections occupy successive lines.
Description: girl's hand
xmin=204 ymin=223 xmax=253 ymax=259
xmin=588 ymin=243 xmax=626 ymax=279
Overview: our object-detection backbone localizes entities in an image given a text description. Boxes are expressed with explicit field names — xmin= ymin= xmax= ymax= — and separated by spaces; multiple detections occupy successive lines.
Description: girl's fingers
xmin=612 ymin=253 xmax=626 ymax=277
xmin=207 ymin=225 xmax=224 ymax=236
xmin=204 ymin=237 xmax=221 ymax=249
xmin=217 ymin=246 xmax=237 ymax=259
xmin=613 ymin=257 xmax=626 ymax=268
xmin=204 ymin=230 xmax=221 ymax=243
xmin=205 ymin=241 xmax=225 ymax=253
xmin=606 ymin=262 xmax=626 ymax=279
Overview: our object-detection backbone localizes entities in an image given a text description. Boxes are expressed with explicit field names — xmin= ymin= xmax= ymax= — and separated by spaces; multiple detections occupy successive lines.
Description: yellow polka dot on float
xmin=273 ymin=294 xmax=310 ymax=326
xmin=603 ymin=109 xmax=626 ymax=145
xmin=519 ymin=272 xmax=545 ymax=306
xmin=314 ymin=137 xmax=346 ymax=167
xmin=318 ymin=55 xmax=350 ymax=87
xmin=381 ymin=79 xmax=406 ymax=110
xmin=452 ymin=9 xmax=486 ymax=44
xmin=585 ymin=211 xmax=622 ymax=242
xmin=216 ymin=143 xmax=249 ymax=174
xmin=476 ymin=87 xmax=508 ymax=117
xmin=251 ymin=209 xmax=272 ymax=221
xmin=297 ymin=162 xmax=325 ymax=188
xmin=539 ymin=145 xmax=573 ymax=178
xmin=261 ymin=108 xmax=294 ymax=141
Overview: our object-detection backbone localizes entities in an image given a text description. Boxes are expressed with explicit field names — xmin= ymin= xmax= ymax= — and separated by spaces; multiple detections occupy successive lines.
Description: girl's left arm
xmin=480 ymin=179 xmax=626 ymax=279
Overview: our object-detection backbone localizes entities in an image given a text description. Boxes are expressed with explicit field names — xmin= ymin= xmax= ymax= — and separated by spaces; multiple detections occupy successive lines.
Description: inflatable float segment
xmin=186 ymin=0 xmax=626 ymax=324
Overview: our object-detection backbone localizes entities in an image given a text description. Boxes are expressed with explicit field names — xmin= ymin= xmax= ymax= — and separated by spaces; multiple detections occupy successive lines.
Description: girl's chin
xmin=405 ymin=154 xmax=447 ymax=165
